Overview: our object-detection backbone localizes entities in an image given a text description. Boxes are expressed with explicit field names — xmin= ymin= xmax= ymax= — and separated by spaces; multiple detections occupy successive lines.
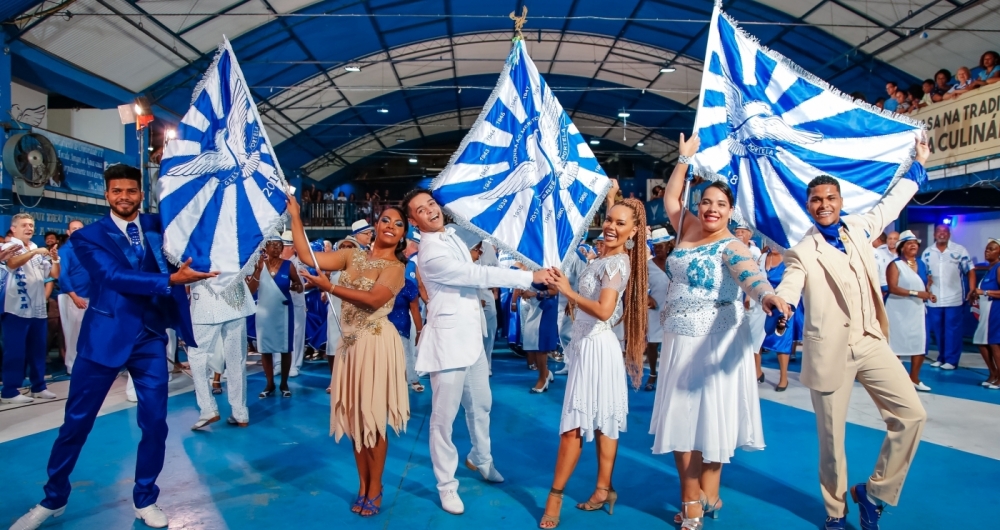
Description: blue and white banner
xmin=431 ymin=39 xmax=611 ymax=269
xmin=159 ymin=37 xmax=288 ymax=303
xmin=690 ymin=2 xmax=923 ymax=248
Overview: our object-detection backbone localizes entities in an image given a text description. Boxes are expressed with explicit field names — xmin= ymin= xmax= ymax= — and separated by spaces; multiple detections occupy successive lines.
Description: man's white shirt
xmin=922 ymin=241 xmax=971 ymax=307
xmin=2 ymin=240 xmax=51 ymax=318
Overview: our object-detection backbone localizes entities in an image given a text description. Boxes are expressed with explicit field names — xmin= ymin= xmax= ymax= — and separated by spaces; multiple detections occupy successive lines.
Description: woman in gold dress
xmin=287 ymin=198 xmax=410 ymax=517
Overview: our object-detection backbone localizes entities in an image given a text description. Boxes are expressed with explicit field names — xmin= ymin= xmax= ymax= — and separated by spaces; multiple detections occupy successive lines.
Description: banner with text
xmin=31 ymin=127 xmax=135 ymax=198
xmin=911 ymin=82 xmax=1000 ymax=169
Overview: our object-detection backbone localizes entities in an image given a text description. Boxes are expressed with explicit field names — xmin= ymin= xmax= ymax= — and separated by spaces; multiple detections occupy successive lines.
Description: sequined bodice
xmin=571 ymin=253 xmax=630 ymax=339
xmin=337 ymin=250 xmax=405 ymax=346
xmin=663 ymin=238 xmax=771 ymax=337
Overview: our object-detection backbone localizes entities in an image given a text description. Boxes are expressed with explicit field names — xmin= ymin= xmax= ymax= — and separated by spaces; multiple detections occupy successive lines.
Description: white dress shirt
xmin=922 ymin=241 xmax=971 ymax=307
xmin=110 ymin=212 xmax=144 ymax=245
xmin=874 ymin=245 xmax=896 ymax=287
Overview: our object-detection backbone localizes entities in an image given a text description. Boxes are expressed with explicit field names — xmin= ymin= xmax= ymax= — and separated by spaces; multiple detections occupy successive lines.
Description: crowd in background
xmin=869 ymin=50 xmax=1000 ymax=114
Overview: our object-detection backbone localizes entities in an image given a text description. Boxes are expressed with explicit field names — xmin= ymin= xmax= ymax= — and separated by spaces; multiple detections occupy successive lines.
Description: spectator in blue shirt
xmin=56 ymin=220 xmax=89 ymax=375
xmin=883 ymin=81 xmax=900 ymax=112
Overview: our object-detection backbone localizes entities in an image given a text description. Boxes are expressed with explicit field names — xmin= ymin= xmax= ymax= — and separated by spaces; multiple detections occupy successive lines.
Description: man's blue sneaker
xmin=824 ymin=516 xmax=846 ymax=530
xmin=850 ymin=483 xmax=883 ymax=530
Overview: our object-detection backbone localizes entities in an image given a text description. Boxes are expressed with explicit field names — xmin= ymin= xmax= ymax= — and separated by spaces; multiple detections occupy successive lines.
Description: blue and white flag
xmin=432 ymin=39 xmax=611 ymax=269
xmin=690 ymin=2 xmax=923 ymax=248
xmin=159 ymin=37 xmax=288 ymax=304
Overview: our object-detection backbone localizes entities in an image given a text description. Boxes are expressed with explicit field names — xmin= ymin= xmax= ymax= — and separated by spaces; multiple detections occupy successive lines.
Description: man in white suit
xmin=403 ymin=189 xmax=555 ymax=515
xmin=773 ymin=142 xmax=930 ymax=530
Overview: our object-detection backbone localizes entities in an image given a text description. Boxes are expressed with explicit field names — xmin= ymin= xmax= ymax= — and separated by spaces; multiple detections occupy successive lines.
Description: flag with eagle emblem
xmin=158 ymin=37 xmax=288 ymax=305
xmin=690 ymin=1 xmax=924 ymax=248
xmin=431 ymin=38 xmax=611 ymax=269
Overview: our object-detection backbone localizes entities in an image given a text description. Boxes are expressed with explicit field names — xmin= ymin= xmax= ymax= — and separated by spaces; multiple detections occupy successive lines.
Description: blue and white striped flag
xmin=432 ymin=39 xmax=611 ymax=269
xmin=691 ymin=2 xmax=923 ymax=248
xmin=159 ymin=37 xmax=288 ymax=304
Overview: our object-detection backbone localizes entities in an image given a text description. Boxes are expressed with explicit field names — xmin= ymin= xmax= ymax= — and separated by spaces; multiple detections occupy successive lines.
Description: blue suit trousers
xmin=926 ymin=305 xmax=964 ymax=366
xmin=40 ymin=331 xmax=169 ymax=510
xmin=1 ymin=314 xmax=48 ymax=398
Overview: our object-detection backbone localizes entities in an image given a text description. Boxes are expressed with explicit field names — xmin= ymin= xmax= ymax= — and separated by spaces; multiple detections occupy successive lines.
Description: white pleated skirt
xmin=559 ymin=329 xmax=629 ymax=442
xmin=649 ymin=321 xmax=765 ymax=463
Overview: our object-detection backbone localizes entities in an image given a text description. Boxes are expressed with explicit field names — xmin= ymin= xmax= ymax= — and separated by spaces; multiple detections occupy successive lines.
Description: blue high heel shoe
xmin=361 ymin=492 xmax=383 ymax=517
xmin=350 ymin=494 xmax=365 ymax=514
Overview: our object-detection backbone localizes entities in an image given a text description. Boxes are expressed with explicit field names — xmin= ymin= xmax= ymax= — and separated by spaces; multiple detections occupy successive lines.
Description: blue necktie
xmin=127 ymin=222 xmax=145 ymax=263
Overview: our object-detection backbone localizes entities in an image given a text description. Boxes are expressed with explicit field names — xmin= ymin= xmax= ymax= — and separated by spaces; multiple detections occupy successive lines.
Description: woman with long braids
xmin=287 ymin=198 xmax=410 ymax=518
xmin=650 ymin=133 xmax=788 ymax=530
xmin=538 ymin=180 xmax=648 ymax=529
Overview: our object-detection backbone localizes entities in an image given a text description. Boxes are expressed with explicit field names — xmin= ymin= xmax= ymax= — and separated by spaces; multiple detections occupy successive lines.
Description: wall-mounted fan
xmin=3 ymin=132 xmax=59 ymax=197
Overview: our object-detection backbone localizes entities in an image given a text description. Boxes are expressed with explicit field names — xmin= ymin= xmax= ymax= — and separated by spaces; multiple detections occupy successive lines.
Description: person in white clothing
xmin=281 ymin=232 xmax=307 ymax=377
xmin=735 ymin=224 xmax=766 ymax=376
xmin=874 ymin=231 xmax=900 ymax=294
xmin=56 ymin=220 xmax=87 ymax=375
xmin=922 ymin=223 xmax=974 ymax=369
xmin=554 ymin=249 xmax=588 ymax=376
xmin=471 ymin=241 xmax=499 ymax=375
xmin=644 ymin=228 xmax=672 ymax=392
xmin=188 ymin=274 xmax=255 ymax=429
xmin=1 ymin=214 xmax=60 ymax=404
xmin=402 ymin=189 xmax=555 ymax=515
xmin=885 ymin=231 xmax=934 ymax=392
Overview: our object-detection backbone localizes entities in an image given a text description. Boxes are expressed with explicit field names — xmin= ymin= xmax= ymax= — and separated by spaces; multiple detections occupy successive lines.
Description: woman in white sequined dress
xmin=538 ymin=189 xmax=649 ymax=529
xmin=651 ymin=133 xmax=789 ymax=530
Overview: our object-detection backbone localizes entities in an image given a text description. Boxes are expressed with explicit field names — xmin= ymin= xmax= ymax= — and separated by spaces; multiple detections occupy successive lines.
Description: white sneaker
xmin=31 ymin=389 xmax=57 ymax=399
xmin=930 ymin=360 xmax=942 ymax=368
xmin=940 ymin=363 xmax=956 ymax=370
xmin=439 ymin=490 xmax=465 ymax=515
xmin=914 ymin=381 xmax=931 ymax=392
xmin=289 ymin=367 xmax=300 ymax=378
xmin=134 ymin=503 xmax=169 ymax=528
xmin=466 ymin=459 xmax=504 ymax=483
xmin=9 ymin=504 xmax=66 ymax=530
xmin=1 ymin=394 xmax=34 ymax=404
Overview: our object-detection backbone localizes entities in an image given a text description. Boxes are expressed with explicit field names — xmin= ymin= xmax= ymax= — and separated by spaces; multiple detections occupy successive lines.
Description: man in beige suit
xmin=774 ymin=141 xmax=930 ymax=530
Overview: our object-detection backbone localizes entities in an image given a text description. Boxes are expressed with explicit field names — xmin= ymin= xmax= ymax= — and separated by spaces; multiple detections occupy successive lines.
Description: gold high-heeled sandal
xmin=539 ymin=488 xmax=563 ymax=528
xmin=679 ymin=499 xmax=704 ymax=530
xmin=575 ymin=487 xmax=617 ymax=514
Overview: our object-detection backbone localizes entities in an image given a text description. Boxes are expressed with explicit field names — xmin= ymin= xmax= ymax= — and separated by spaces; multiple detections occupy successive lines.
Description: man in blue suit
xmin=10 ymin=165 xmax=217 ymax=530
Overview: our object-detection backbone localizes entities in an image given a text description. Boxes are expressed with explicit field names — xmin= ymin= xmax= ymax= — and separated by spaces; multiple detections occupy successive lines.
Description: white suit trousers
xmin=188 ymin=319 xmax=249 ymax=422
xmin=404 ymin=316 xmax=418 ymax=384
xmin=57 ymin=294 xmax=87 ymax=374
xmin=428 ymin=351 xmax=493 ymax=493
xmin=483 ymin=309 xmax=497 ymax=369
xmin=292 ymin=294 xmax=307 ymax=369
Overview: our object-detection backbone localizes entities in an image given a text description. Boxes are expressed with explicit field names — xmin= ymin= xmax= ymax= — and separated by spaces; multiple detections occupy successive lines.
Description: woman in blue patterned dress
xmin=650 ymin=133 xmax=788 ymax=530
xmin=973 ymin=238 xmax=1000 ymax=388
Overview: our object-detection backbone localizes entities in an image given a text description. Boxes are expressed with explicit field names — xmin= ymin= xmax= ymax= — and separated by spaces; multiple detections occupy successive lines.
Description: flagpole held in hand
xmin=288 ymin=184 xmax=342 ymax=332
xmin=675 ymin=174 xmax=693 ymax=241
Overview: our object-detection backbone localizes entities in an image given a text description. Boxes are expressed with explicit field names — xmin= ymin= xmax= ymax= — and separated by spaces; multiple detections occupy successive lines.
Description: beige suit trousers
xmin=809 ymin=334 xmax=926 ymax=517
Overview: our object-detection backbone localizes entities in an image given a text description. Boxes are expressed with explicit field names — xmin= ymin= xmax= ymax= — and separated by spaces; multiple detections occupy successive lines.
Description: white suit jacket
xmin=415 ymin=228 xmax=533 ymax=372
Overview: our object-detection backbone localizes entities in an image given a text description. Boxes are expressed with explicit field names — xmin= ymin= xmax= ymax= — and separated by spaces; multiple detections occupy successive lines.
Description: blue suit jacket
xmin=71 ymin=213 xmax=195 ymax=368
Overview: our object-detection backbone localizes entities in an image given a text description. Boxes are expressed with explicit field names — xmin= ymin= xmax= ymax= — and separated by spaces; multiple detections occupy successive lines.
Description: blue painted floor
xmin=2 ymin=348 xmax=997 ymax=529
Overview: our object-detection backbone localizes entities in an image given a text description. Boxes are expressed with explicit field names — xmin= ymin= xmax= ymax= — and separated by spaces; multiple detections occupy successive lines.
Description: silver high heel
xmin=679 ymin=499 xmax=704 ymax=530
xmin=530 ymin=377 xmax=551 ymax=393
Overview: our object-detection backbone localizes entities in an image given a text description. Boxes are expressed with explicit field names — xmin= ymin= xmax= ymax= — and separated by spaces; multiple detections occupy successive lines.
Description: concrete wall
xmin=47 ymin=108 xmax=125 ymax=153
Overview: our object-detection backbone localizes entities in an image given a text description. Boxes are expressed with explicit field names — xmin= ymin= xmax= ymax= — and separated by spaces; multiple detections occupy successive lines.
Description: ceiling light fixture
xmin=589 ymin=139 xmax=600 ymax=146
xmin=396 ymin=137 xmax=405 ymax=143
xmin=617 ymin=112 xmax=630 ymax=118
xmin=636 ymin=142 xmax=645 ymax=147
xmin=377 ymin=107 xmax=389 ymax=114
xmin=660 ymin=66 xmax=676 ymax=73
xmin=408 ymin=157 xmax=418 ymax=164
xmin=344 ymin=66 xmax=361 ymax=72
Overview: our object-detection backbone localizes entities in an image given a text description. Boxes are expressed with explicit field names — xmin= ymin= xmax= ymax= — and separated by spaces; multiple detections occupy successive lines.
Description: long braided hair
xmin=617 ymin=198 xmax=649 ymax=389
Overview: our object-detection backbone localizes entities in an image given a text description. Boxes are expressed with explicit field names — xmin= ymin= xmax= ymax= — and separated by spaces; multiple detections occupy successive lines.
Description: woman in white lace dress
xmin=651 ymin=133 xmax=789 ymax=530
xmin=538 ymin=187 xmax=649 ymax=529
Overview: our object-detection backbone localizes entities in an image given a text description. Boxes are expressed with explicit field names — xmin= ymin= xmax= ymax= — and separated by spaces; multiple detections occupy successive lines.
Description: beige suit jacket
xmin=775 ymin=178 xmax=918 ymax=393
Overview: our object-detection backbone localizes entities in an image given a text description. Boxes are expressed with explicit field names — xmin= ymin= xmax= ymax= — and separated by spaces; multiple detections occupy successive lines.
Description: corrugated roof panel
xmin=22 ymin=0 xmax=197 ymax=92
